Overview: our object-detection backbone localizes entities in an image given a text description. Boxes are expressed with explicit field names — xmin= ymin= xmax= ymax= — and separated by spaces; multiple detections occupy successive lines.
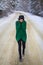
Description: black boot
xmin=19 ymin=56 xmax=22 ymax=62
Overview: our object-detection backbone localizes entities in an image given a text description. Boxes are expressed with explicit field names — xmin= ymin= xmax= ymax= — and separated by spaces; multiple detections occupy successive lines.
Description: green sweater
xmin=15 ymin=20 xmax=27 ymax=43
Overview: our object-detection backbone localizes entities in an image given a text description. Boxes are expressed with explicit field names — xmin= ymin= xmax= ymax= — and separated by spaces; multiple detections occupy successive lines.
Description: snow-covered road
xmin=0 ymin=11 xmax=43 ymax=65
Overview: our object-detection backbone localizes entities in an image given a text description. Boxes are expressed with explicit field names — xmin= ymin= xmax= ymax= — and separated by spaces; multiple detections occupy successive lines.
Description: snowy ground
xmin=0 ymin=11 xmax=43 ymax=65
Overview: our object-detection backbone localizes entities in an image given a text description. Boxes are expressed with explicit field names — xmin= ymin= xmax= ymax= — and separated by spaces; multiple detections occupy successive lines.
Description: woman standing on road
xmin=15 ymin=15 xmax=27 ymax=62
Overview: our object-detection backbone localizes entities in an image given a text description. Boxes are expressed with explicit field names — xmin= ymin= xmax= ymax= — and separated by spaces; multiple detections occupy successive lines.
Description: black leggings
xmin=18 ymin=39 xmax=26 ymax=59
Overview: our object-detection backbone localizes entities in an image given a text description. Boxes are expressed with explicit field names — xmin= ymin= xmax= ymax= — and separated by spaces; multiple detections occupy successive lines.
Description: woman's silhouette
xmin=15 ymin=15 xmax=27 ymax=62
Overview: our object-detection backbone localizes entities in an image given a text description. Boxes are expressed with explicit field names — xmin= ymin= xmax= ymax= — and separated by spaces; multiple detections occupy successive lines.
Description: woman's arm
xmin=16 ymin=21 xmax=20 ymax=32
xmin=22 ymin=21 xmax=26 ymax=31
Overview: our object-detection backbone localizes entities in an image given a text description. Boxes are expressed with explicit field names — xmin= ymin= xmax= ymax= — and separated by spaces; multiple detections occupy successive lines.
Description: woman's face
xmin=19 ymin=19 xmax=23 ymax=22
